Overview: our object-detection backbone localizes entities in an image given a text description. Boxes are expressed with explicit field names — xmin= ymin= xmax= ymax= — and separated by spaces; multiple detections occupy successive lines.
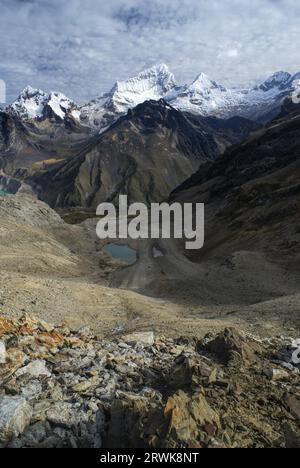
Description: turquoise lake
xmin=103 ymin=244 xmax=137 ymax=265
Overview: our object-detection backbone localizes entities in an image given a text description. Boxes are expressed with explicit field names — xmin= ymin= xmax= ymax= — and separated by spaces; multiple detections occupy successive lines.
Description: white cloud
xmin=0 ymin=0 xmax=299 ymax=103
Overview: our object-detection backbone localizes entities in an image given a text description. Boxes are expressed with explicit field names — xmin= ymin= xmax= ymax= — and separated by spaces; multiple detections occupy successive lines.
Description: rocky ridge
xmin=29 ymin=99 xmax=250 ymax=208
xmin=1 ymin=315 xmax=300 ymax=448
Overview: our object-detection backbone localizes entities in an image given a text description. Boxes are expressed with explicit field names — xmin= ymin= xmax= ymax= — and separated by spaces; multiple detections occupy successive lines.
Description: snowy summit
xmin=9 ymin=86 xmax=80 ymax=122
xmin=6 ymin=64 xmax=300 ymax=128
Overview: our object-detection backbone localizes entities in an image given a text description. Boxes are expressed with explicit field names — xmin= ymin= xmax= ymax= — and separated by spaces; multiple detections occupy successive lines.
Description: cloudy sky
xmin=0 ymin=0 xmax=299 ymax=103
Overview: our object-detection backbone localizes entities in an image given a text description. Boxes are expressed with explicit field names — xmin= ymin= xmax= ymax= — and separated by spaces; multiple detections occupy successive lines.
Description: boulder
xmin=164 ymin=390 xmax=220 ymax=444
xmin=72 ymin=377 xmax=100 ymax=393
xmin=202 ymin=328 xmax=260 ymax=367
xmin=78 ymin=326 xmax=92 ymax=339
xmin=169 ymin=355 xmax=216 ymax=388
xmin=0 ymin=348 xmax=27 ymax=379
xmin=0 ymin=396 xmax=32 ymax=442
xmin=0 ymin=341 xmax=6 ymax=364
xmin=46 ymin=402 xmax=89 ymax=429
xmin=21 ymin=381 xmax=43 ymax=401
xmin=122 ymin=332 xmax=154 ymax=347
xmin=16 ymin=360 xmax=51 ymax=379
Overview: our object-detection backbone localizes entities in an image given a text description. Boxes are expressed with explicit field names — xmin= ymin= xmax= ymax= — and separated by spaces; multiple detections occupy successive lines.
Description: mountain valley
xmin=1 ymin=66 xmax=300 ymax=449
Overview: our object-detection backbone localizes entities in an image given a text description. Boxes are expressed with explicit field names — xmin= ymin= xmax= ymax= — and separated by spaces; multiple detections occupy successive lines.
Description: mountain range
xmin=0 ymin=63 xmax=299 ymax=209
xmin=4 ymin=64 xmax=300 ymax=130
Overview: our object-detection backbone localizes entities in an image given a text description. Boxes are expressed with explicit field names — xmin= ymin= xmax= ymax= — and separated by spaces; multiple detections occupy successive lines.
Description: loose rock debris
xmin=0 ymin=316 xmax=300 ymax=448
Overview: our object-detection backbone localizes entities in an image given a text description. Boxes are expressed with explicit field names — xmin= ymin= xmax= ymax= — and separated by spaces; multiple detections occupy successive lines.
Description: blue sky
xmin=0 ymin=0 xmax=299 ymax=103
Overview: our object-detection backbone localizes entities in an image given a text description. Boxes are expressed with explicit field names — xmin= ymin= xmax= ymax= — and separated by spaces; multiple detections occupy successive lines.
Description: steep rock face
xmin=0 ymin=87 xmax=95 ymax=178
xmin=0 ymin=110 xmax=93 ymax=178
xmin=29 ymin=100 xmax=232 ymax=208
xmin=0 ymin=112 xmax=18 ymax=155
xmin=0 ymin=111 xmax=36 ymax=173
xmin=187 ymin=114 xmax=260 ymax=150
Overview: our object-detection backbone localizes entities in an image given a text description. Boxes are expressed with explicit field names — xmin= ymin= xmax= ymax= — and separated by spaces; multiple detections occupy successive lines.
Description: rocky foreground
xmin=0 ymin=315 xmax=300 ymax=449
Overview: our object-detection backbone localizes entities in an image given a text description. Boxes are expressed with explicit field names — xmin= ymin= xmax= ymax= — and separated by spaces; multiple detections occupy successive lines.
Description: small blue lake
xmin=103 ymin=244 xmax=137 ymax=265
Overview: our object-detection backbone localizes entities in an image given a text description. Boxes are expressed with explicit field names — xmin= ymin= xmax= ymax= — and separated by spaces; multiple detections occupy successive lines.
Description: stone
xmin=0 ymin=317 xmax=16 ymax=338
xmin=208 ymin=368 xmax=218 ymax=384
xmin=0 ymin=348 xmax=27 ymax=379
xmin=72 ymin=377 xmax=100 ymax=393
xmin=291 ymin=338 xmax=300 ymax=350
xmin=169 ymin=355 xmax=216 ymax=388
xmin=38 ymin=436 xmax=60 ymax=448
xmin=15 ymin=360 xmax=51 ymax=379
xmin=122 ymin=332 xmax=154 ymax=347
xmin=21 ymin=381 xmax=43 ymax=401
xmin=264 ymin=368 xmax=289 ymax=381
xmin=0 ymin=340 xmax=6 ymax=364
xmin=286 ymin=394 xmax=300 ymax=423
xmin=78 ymin=326 xmax=92 ymax=338
xmin=0 ymin=396 xmax=32 ymax=442
xmin=280 ymin=362 xmax=299 ymax=373
xmin=164 ymin=390 xmax=220 ymax=443
xmin=46 ymin=402 xmax=88 ymax=429
xmin=20 ymin=421 xmax=48 ymax=447
xmin=37 ymin=319 xmax=54 ymax=333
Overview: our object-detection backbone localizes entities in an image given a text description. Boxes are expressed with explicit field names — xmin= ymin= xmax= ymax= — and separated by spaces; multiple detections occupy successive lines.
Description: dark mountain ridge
xmin=26 ymin=100 xmax=260 ymax=208
xmin=171 ymin=99 xmax=300 ymax=264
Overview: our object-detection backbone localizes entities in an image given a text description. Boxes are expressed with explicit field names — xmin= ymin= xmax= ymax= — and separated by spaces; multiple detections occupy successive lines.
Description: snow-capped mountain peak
xmin=8 ymin=87 xmax=80 ymax=121
xmin=11 ymin=86 xmax=48 ymax=119
xmin=189 ymin=73 xmax=226 ymax=93
xmin=258 ymin=71 xmax=292 ymax=92
xmin=167 ymin=72 xmax=228 ymax=114
xmin=6 ymin=65 xmax=300 ymax=130
xmin=104 ymin=63 xmax=177 ymax=113
xmin=79 ymin=63 xmax=178 ymax=128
